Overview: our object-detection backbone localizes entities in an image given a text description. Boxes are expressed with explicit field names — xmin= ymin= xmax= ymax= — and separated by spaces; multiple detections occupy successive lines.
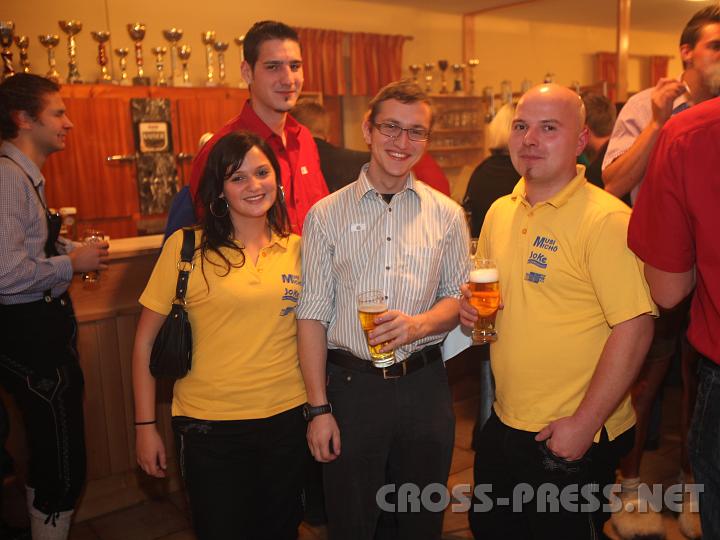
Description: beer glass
xmin=357 ymin=290 xmax=394 ymax=368
xmin=82 ymin=229 xmax=106 ymax=284
xmin=468 ymin=258 xmax=500 ymax=344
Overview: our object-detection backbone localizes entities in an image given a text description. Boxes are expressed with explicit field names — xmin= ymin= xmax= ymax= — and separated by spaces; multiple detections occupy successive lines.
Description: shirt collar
xmin=0 ymin=141 xmax=44 ymax=188
xmin=510 ymin=165 xmax=587 ymax=209
xmin=238 ymin=100 xmax=299 ymax=142
xmin=353 ymin=164 xmax=418 ymax=202
xmin=268 ymin=231 xmax=290 ymax=250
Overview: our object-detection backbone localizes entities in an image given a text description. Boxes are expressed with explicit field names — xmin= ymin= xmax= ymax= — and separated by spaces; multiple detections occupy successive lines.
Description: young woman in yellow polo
xmin=132 ymin=131 xmax=307 ymax=539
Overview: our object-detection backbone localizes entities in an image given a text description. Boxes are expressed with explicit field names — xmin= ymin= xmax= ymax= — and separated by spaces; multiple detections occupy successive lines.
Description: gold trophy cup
xmin=151 ymin=46 xmax=168 ymax=86
xmin=201 ymin=31 xmax=216 ymax=86
xmin=409 ymin=64 xmax=420 ymax=84
xmin=1 ymin=21 xmax=16 ymax=81
xmin=423 ymin=62 xmax=433 ymax=94
xmin=234 ymin=35 xmax=247 ymax=88
xmin=213 ymin=40 xmax=229 ymax=86
xmin=114 ymin=47 xmax=130 ymax=86
xmin=127 ymin=23 xmax=150 ymax=86
xmin=162 ymin=27 xmax=183 ymax=86
xmin=14 ymin=35 xmax=31 ymax=74
xmin=90 ymin=31 xmax=112 ymax=83
xmin=38 ymin=34 xmax=61 ymax=82
xmin=437 ymin=59 xmax=449 ymax=94
xmin=452 ymin=63 xmax=465 ymax=94
xmin=467 ymin=58 xmax=479 ymax=96
xmin=58 ymin=20 xmax=83 ymax=83
xmin=177 ymin=44 xmax=191 ymax=87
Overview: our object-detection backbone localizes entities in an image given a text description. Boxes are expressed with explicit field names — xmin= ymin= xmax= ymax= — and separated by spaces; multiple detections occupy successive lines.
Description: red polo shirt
xmin=189 ymin=101 xmax=329 ymax=234
xmin=628 ymin=97 xmax=720 ymax=364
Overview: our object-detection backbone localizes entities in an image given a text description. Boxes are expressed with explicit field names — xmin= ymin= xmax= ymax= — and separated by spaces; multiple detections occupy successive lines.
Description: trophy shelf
xmin=427 ymin=94 xmax=486 ymax=174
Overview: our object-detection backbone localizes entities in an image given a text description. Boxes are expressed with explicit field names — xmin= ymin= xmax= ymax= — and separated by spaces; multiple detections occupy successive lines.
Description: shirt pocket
xmin=399 ymin=245 xmax=441 ymax=304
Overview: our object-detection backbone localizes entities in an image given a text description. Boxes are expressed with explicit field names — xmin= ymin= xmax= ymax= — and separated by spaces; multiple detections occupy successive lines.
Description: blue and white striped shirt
xmin=297 ymin=166 xmax=470 ymax=362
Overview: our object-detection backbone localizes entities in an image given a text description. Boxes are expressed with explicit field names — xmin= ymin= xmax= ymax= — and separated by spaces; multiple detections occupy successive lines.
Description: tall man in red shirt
xmin=189 ymin=20 xmax=328 ymax=234
xmin=628 ymin=96 xmax=720 ymax=540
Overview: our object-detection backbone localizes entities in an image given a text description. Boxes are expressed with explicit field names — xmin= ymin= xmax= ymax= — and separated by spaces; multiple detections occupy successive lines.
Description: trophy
xmin=162 ymin=27 xmax=183 ymax=86
xmin=500 ymin=80 xmax=512 ymax=104
xmin=423 ymin=63 xmax=433 ymax=93
xmin=408 ymin=64 xmax=420 ymax=84
xmin=543 ymin=72 xmax=555 ymax=84
xmin=114 ymin=47 xmax=130 ymax=86
xmin=521 ymin=78 xmax=532 ymax=94
xmin=467 ymin=58 xmax=479 ymax=96
xmin=15 ymin=36 xmax=31 ymax=74
xmin=201 ymin=31 xmax=216 ymax=86
xmin=127 ymin=23 xmax=150 ymax=85
xmin=38 ymin=34 xmax=61 ymax=82
xmin=59 ymin=20 xmax=83 ymax=83
xmin=90 ymin=31 xmax=112 ymax=83
xmin=452 ymin=63 xmax=464 ymax=94
xmin=214 ymin=41 xmax=229 ymax=86
xmin=177 ymin=45 xmax=191 ymax=87
xmin=483 ymin=86 xmax=495 ymax=123
xmin=1 ymin=21 xmax=16 ymax=81
xmin=151 ymin=46 xmax=168 ymax=86
xmin=437 ymin=59 xmax=449 ymax=94
xmin=234 ymin=35 xmax=247 ymax=88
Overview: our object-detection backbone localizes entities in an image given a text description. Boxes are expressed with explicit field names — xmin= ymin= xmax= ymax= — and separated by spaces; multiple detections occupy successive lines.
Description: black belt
xmin=327 ymin=344 xmax=442 ymax=379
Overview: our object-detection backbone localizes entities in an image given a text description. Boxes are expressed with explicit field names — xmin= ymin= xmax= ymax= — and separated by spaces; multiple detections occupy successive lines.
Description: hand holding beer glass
xmin=357 ymin=290 xmax=395 ymax=368
xmin=468 ymin=258 xmax=500 ymax=344
xmin=82 ymin=229 xmax=106 ymax=284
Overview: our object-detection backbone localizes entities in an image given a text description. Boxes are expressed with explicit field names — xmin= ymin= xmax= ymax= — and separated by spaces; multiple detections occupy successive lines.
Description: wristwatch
xmin=303 ymin=402 xmax=332 ymax=422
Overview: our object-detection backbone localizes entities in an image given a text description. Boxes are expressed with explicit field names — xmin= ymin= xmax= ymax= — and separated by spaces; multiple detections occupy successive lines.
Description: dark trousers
xmin=172 ymin=405 xmax=309 ymax=540
xmin=0 ymin=294 xmax=86 ymax=516
xmin=323 ymin=358 xmax=455 ymax=540
xmin=690 ymin=356 xmax=720 ymax=539
xmin=469 ymin=412 xmax=634 ymax=540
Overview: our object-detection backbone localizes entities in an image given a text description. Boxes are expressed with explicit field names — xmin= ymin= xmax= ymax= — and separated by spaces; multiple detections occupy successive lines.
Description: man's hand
xmin=307 ymin=414 xmax=341 ymax=463
xmin=370 ymin=310 xmax=423 ymax=352
xmin=69 ymin=241 xmax=109 ymax=273
xmin=651 ymin=78 xmax=687 ymax=128
xmin=534 ymin=415 xmax=598 ymax=462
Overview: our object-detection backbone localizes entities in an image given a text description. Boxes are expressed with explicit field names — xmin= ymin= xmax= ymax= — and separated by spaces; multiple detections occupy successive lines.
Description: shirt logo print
xmin=532 ymin=236 xmax=559 ymax=252
xmin=280 ymin=273 xmax=301 ymax=316
xmin=527 ymin=251 xmax=548 ymax=269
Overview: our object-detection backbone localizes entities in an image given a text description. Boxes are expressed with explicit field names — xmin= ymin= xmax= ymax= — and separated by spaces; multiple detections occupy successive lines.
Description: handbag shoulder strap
xmin=174 ymin=228 xmax=196 ymax=304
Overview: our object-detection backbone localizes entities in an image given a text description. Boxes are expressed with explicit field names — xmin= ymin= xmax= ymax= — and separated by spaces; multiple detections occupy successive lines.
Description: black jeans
xmin=323 ymin=357 xmax=455 ymax=540
xmin=0 ymin=294 xmax=86 ymax=516
xmin=469 ymin=411 xmax=634 ymax=540
xmin=172 ymin=405 xmax=309 ymax=540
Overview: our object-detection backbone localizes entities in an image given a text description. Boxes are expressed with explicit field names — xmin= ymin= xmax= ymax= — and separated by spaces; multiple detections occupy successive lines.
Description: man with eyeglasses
xmin=296 ymin=80 xmax=469 ymax=540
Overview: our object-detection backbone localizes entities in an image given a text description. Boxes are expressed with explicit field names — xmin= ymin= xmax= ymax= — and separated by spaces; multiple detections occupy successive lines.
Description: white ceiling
xmin=360 ymin=0 xmax=717 ymax=33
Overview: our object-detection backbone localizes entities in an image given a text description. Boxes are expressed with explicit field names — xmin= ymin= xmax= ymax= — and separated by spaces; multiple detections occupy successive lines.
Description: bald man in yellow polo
xmin=460 ymin=84 xmax=656 ymax=540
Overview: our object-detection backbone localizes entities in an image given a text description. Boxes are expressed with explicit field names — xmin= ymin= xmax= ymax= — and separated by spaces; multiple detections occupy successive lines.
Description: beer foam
xmin=469 ymin=268 xmax=499 ymax=283
xmin=358 ymin=303 xmax=386 ymax=313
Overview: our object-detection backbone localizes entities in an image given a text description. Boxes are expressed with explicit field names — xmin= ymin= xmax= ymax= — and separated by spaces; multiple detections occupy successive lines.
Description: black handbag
xmin=149 ymin=228 xmax=195 ymax=379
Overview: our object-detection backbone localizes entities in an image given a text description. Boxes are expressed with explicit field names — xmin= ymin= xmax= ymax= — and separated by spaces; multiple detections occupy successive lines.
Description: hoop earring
xmin=210 ymin=197 xmax=229 ymax=218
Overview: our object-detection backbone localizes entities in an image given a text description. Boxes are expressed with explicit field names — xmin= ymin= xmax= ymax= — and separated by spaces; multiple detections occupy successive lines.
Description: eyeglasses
xmin=373 ymin=122 xmax=430 ymax=142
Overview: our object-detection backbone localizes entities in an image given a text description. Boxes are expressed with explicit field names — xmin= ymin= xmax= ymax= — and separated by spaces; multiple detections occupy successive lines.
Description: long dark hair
xmin=196 ymin=130 xmax=289 ymax=278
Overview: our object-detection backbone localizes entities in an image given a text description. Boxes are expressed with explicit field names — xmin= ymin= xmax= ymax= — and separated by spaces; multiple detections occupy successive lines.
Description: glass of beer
xmin=357 ymin=290 xmax=395 ymax=368
xmin=81 ymin=229 xmax=106 ymax=285
xmin=468 ymin=258 xmax=500 ymax=345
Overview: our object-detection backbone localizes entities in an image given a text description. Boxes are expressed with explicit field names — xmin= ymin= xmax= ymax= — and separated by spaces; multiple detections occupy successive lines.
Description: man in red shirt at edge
xmin=189 ymin=20 xmax=328 ymax=234
xmin=628 ymin=96 xmax=720 ymax=539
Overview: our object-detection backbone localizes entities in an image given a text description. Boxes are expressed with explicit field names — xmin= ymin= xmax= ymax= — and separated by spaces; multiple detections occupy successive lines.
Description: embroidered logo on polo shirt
xmin=280 ymin=273 xmax=301 ymax=316
xmin=525 ymin=271 xmax=546 ymax=284
xmin=527 ymin=251 xmax=548 ymax=269
xmin=532 ymin=236 xmax=559 ymax=252
xmin=300 ymin=166 xmax=308 ymax=175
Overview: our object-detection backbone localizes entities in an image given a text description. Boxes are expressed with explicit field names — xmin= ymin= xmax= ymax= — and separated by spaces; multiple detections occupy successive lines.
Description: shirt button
xmin=262 ymin=252 xmax=267 ymax=257
xmin=522 ymin=228 xmax=527 ymax=234
xmin=387 ymin=237 xmax=391 ymax=241
xmin=386 ymin=266 xmax=390 ymax=270
xmin=388 ymin=208 xmax=392 ymax=212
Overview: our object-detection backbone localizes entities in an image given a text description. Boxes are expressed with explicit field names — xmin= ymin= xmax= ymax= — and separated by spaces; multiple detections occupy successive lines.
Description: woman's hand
xmin=135 ymin=425 xmax=167 ymax=478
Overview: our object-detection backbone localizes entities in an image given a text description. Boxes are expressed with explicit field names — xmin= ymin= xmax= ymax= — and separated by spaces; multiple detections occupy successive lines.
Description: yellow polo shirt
xmin=140 ymin=229 xmax=306 ymax=420
xmin=477 ymin=167 xmax=656 ymax=441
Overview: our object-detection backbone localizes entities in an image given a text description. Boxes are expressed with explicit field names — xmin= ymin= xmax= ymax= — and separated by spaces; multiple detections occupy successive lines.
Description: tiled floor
xmin=4 ymin=383 xmax=696 ymax=540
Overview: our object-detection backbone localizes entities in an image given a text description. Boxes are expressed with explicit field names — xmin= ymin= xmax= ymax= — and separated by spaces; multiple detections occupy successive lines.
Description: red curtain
xmin=296 ymin=28 xmax=346 ymax=96
xmin=350 ymin=33 xmax=405 ymax=96
xmin=594 ymin=52 xmax=617 ymax=103
xmin=649 ymin=55 xmax=670 ymax=86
